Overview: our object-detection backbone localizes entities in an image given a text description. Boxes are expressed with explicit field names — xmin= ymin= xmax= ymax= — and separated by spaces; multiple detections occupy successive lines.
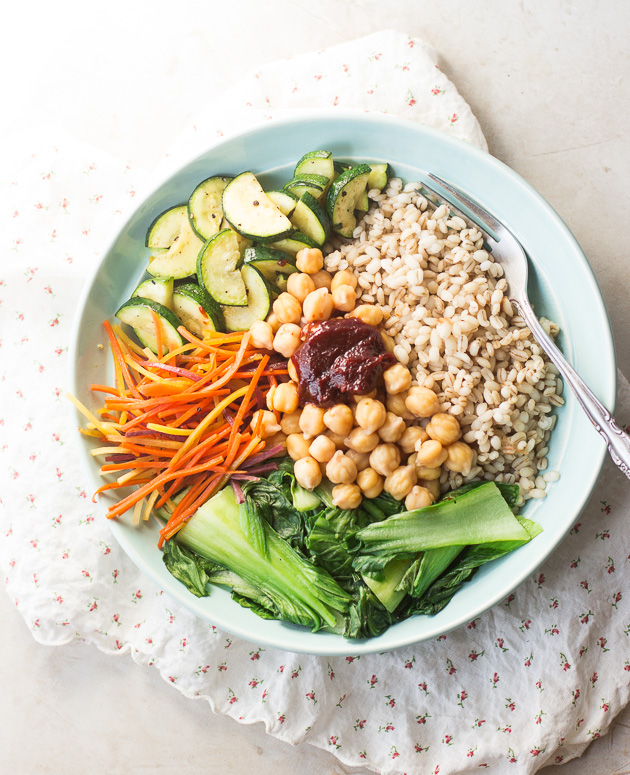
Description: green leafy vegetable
xmin=354 ymin=482 xmax=530 ymax=574
xmin=176 ymin=485 xmax=351 ymax=631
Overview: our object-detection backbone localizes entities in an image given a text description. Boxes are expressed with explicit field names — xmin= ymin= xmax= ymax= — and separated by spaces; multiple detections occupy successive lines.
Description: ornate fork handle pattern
xmin=515 ymin=295 xmax=630 ymax=479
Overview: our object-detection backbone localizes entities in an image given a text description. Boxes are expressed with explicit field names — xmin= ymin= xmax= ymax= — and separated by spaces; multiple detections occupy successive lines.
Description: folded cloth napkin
xmin=1 ymin=30 xmax=629 ymax=775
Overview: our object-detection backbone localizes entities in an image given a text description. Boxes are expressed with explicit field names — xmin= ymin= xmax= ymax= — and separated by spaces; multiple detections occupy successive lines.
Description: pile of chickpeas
xmin=248 ymin=247 xmax=476 ymax=511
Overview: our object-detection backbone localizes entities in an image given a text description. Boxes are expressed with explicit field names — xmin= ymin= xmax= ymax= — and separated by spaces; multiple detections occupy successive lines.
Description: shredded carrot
xmin=71 ymin=321 xmax=282 ymax=536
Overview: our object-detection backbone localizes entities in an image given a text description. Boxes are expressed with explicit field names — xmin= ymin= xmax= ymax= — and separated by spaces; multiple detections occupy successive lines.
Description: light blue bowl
xmin=69 ymin=113 xmax=616 ymax=656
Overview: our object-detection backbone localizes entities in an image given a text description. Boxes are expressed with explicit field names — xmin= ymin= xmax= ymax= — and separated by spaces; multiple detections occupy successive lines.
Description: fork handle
xmin=514 ymin=296 xmax=630 ymax=479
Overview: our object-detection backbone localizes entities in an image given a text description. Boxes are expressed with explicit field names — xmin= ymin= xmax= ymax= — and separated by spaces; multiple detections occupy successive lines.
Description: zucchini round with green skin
xmin=243 ymin=246 xmax=298 ymax=287
xmin=172 ymin=283 xmax=225 ymax=337
xmin=132 ymin=277 xmax=174 ymax=309
xmin=265 ymin=189 xmax=299 ymax=217
xmin=222 ymin=264 xmax=271 ymax=332
xmin=367 ymin=163 xmax=390 ymax=191
xmin=116 ymin=297 xmax=184 ymax=354
xmin=284 ymin=173 xmax=329 ymax=201
xmin=222 ymin=172 xmax=293 ymax=243
xmin=325 ymin=164 xmax=372 ymax=238
xmin=219 ymin=218 xmax=252 ymax=253
xmin=294 ymin=150 xmax=334 ymax=183
xmin=356 ymin=187 xmax=370 ymax=212
xmin=268 ymin=230 xmax=320 ymax=256
xmin=146 ymin=205 xmax=205 ymax=279
xmin=188 ymin=176 xmax=231 ymax=241
xmin=290 ymin=191 xmax=331 ymax=246
xmin=333 ymin=160 xmax=352 ymax=175
xmin=197 ymin=229 xmax=248 ymax=307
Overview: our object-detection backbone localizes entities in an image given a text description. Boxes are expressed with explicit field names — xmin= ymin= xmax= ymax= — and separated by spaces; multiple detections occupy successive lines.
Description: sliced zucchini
xmin=222 ymin=264 xmax=271 ymax=332
xmin=132 ymin=277 xmax=174 ymax=309
xmin=266 ymin=189 xmax=299 ymax=218
xmin=284 ymin=174 xmax=329 ymax=201
xmin=268 ymin=230 xmax=320 ymax=256
xmin=197 ymin=229 xmax=248 ymax=307
xmin=220 ymin=218 xmax=253 ymax=253
xmin=290 ymin=191 xmax=330 ymax=246
xmin=333 ymin=160 xmax=352 ymax=175
xmin=188 ymin=175 xmax=231 ymax=240
xmin=294 ymin=150 xmax=334 ymax=183
xmin=325 ymin=164 xmax=372 ymax=238
xmin=115 ymin=297 xmax=183 ymax=354
xmin=222 ymin=172 xmax=292 ymax=243
xmin=172 ymin=283 xmax=225 ymax=338
xmin=146 ymin=205 xmax=204 ymax=279
xmin=368 ymin=163 xmax=390 ymax=191
xmin=355 ymin=187 xmax=370 ymax=212
xmin=243 ymin=246 xmax=298 ymax=287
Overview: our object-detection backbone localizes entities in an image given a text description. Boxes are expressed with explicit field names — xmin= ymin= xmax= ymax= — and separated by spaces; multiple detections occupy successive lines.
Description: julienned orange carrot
xmin=71 ymin=322 xmax=285 ymax=540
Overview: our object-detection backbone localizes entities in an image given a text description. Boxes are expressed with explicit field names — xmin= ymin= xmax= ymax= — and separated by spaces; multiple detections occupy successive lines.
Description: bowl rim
xmin=68 ymin=110 xmax=617 ymax=656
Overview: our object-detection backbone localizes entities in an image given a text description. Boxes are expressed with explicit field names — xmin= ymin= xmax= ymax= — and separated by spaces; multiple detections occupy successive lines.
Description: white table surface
xmin=2 ymin=1 xmax=630 ymax=773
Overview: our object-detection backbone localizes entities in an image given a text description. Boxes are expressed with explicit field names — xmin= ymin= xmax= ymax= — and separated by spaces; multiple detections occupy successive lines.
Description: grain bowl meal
xmin=70 ymin=149 xmax=562 ymax=639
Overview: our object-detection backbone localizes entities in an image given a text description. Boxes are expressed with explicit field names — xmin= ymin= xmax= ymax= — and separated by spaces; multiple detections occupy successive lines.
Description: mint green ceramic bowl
xmin=69 ymin=113 xmax=616 ymax=656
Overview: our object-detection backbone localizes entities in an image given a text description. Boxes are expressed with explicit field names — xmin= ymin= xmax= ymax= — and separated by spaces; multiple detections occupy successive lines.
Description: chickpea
xmin=280 ymin=409 xmax=302 ymax=435
xmin=405 ymin=385 xmax=441 ymax=418
xmin=310 ymin=269 xmax=332 ymax=290
xmin=326 ymin=430 xmax=347 ymax=450
xmin=345 ymin=427 xmax=380 ymax=453
xmin=273 ymin=292 xmax=302 ymax=325
xmin=426 ymin=413 xmax=462 ymax=446
xmin=444 ymin=441 xmax=475 ymax=475
xmin=299 ymin=404 xmax=326 ymax=439
xmin=287 ymin=358 xmax=298 ymax=382
xmin=325 ymin=450 xmax=358 ymax=484
xmin=250 ymin=410 xmax=281 ymax=439
xmin=356 ymin=467 xmax=384 ymax=499
xmin=377 ymin=412 xmax=406 ymax=443
xmin=249 ymin=319 xmax=274 ymax=350
xmin=405 ymin=485 xmax=434 ymax=511
xmin=352 ymin=389 xmax=377 ymax=403
xmin=296 ymin=247 xmax=324 ymax=274
xmin=302 ymin=287 xmax=334 ymax=323
xmin=384 ymin=465 xmax=417 ymax=501
xmin=369 ymin=443 xmax=401 ymax=476
xmin=265 ymin=384 xmax=276 ymax=411
xmin=383 ymin=363 xmax=412 ymax=395
xmin=419 ymin=477 xmax=441 ymax=501
xmin=272 ymin=381 xmax=299 ymax=414
xmin=350 ymin=304 xmax=383 ymax=327
xmin=415 ymin=464 xmax=442 ymax=481
xmin=286 ymin=432 xmax=311 ymax=461
xmin=264 ymin=431 xmax=288 ymax=455
xmin=273 ymin=323 xmax=302 ymax=358
xmin=323 ymin=404 xmax=354 ymax=436
xmin=331 ymin=483 xmax=362 ymax=510
xmin=345 ymin=448 xmax=371 ymax=472
xmin=415 ymin=439 xmax=448 ymax=468
xmin=386 ymin=391 xmax=414 ymax=420
xmin=381 ymin=331 xmax=395 ymax=353
xmin=353 ymin=397 xmax=386 ymax=435
xmin=266 ymin=312 xmax=282 ymax=333
xmin=331 ymin=284 xmax=357 ymax=312
xmin=294 ymin=456 xmax=322 ymax=491
xmin=308 ymin=434 xmax=337 ymax=463
xmin=399 ymin=425 xmax=429 ymax=454
xmin=286 ymin=272 xmax=315 ymax=304
xmin=331 ymin=269 xmax=358 ymax=291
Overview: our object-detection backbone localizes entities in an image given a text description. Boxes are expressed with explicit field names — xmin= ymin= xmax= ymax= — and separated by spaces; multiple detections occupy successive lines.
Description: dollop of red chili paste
xmin=291 ymin=318 xmax=396 ymax=406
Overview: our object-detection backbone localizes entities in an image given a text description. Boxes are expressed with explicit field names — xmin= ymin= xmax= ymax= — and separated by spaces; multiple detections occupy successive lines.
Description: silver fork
xmin=419 ymin=173 xmax=630 ymax=480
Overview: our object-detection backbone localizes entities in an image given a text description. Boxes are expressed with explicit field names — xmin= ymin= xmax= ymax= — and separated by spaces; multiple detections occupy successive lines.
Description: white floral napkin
xmin=2 ymin=30 xmax=629 ymax=775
